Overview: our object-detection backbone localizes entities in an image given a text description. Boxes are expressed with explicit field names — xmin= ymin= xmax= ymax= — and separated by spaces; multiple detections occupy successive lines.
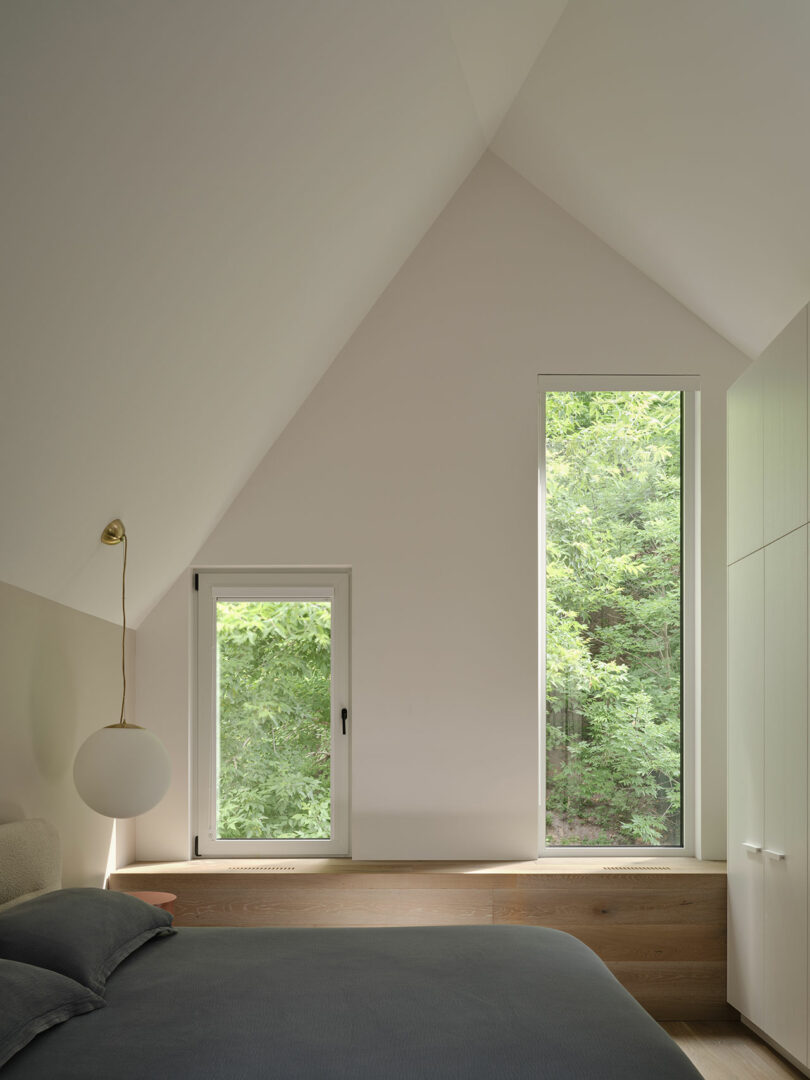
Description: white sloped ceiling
xmin=493 ymin=0 xmax=810 ymax=359
xmin=6 ymin=1 xmax=810 ymax=628
xmin=0 ymin=0 xmax=566 ymax=625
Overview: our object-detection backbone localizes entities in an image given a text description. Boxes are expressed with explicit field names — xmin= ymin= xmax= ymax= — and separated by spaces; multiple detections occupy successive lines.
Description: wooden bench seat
xmin=109 ymin=857 xmax=729 ymax=1021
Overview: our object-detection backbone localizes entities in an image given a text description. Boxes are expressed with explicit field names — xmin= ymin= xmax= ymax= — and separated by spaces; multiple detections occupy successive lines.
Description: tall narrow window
xmin=540 ymin=379 xmax=696 ymax=853
xmin=195 ymin=571 xmax=349 ymax=856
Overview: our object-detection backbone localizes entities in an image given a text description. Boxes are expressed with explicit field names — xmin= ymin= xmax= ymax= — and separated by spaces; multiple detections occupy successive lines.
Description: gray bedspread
xmin=3 ymin=924 xmax=701 ymax=1078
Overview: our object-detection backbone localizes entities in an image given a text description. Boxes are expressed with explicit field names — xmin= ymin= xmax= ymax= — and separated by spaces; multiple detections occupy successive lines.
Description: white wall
xmin=0 ymin=580 xmax=135 ymax=884
xmin=136 ymin=152 xmax=747 ymax=862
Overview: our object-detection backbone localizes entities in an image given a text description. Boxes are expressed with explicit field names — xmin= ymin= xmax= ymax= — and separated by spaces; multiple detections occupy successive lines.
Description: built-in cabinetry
xmin=109 ymin=858 xmax=729 ymax=1020
xmin=727 ymin=305 xmax=809 ymax=1069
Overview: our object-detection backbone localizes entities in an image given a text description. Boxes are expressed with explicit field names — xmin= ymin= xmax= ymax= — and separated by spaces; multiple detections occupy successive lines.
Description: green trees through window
xmin=216 ymin=601 xmax=332 ymax=840
xmin=545 ymin=390 xmax=682 ymax=847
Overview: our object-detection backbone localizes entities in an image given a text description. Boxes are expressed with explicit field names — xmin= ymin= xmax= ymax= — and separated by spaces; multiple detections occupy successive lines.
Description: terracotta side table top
xmin=123 ymin=890 xmax=176 ymax=914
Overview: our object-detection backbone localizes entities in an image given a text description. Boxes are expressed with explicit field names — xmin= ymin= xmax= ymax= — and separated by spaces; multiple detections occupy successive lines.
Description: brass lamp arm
xmin=100 ymin=519 xmax=131 ymax=727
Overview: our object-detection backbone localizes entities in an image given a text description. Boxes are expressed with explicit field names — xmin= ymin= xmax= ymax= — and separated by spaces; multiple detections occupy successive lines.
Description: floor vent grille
xmin=228 ymin=865 xmax=296 ymax=872
xmin=604 ymin=865 xmax=671 ymax=871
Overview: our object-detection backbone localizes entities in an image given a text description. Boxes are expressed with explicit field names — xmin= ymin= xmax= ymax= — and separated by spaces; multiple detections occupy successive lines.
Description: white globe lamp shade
xmin=73 ymin=725 xmax=171 ymax=818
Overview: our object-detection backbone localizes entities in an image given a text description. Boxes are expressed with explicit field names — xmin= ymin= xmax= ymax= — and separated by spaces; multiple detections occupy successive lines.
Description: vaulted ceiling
xmin=2 ymin=0 xmax=810 ymax=626
xmin=493 ymin=0 xmax=810 ymax=358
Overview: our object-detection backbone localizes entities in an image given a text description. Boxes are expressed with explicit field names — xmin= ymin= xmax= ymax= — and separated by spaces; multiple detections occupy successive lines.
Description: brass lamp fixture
xmin=73 ymin=520 xmax=171 ymax=818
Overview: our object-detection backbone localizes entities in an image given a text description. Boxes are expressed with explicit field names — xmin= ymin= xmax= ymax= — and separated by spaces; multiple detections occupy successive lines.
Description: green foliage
xmin=216 ymin=601 xmax=332 ymax=840
xmin=545 ymin=391 xmax=682 ymax=847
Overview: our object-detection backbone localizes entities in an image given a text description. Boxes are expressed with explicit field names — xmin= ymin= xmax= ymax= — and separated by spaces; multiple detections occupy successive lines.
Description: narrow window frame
xmin=538 ymin=375 xmax=699 ymax=857
xmin=194 ymin=569 xmax=350 ymax=858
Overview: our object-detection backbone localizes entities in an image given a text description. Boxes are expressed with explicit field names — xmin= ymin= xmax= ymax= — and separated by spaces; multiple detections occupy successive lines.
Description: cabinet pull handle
xmin=741 ymin=842 xmax=762 ymax=853
xmin=764 ymin=849 xmax=786 ymax=861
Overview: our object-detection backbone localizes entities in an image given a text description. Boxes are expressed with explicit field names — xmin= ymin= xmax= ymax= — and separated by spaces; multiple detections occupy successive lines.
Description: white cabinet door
xmin=728 ymin=362 xmax=763 ymax=564
xmin=763 ymin=307 xmax=808 ymax=545
xmin=727 ymin=550 xmax=765 ymax=1021
xmin=763 ymin=526 xmax=808 ymax=1063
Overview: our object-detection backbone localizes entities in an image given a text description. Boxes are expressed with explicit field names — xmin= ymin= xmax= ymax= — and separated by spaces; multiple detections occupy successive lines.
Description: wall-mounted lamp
xmin=73 ymin=520 xmax=171 ymax=818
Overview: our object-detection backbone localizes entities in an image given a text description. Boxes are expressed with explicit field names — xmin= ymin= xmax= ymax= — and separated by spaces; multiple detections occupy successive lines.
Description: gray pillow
xmin=0 ymin=958 xmax=105 ymax=1067
xmin=0 ymin=888 xmax=175 ymax=993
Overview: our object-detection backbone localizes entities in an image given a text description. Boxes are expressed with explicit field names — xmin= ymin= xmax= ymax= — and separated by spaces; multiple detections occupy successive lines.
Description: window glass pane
xmin=215 ymin=599 xmax=332 ymax=840
xmin=545 ymin=391 xmax=682 ymax=847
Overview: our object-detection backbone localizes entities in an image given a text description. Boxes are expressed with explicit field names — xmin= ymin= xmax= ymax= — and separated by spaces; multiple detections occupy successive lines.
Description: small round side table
xmin=123 ymin=890 xmax=176 ymax=915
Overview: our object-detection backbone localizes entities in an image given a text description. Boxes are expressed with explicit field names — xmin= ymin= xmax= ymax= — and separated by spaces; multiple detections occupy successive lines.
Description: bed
xmin=0 ymin=821 xmax=701 ymax=1078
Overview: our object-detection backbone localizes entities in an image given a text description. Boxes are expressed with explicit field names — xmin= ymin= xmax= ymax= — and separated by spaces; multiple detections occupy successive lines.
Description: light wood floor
xmin=662 ymin=1022 xmax=806 ymax=1079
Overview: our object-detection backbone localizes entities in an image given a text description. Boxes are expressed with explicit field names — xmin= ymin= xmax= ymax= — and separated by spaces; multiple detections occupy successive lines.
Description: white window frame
xmin=538 ymin=375 xmax=699 ymax=857
xmin=194 ymin=569 xmax=350 ymax=857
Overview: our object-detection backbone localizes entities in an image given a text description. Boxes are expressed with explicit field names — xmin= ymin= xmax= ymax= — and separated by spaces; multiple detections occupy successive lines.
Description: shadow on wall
xmin=0 ymin=580 xmax=128 ymax=886
xmin=0 ymin=802 xmax=26 ymax=824
xmin=29 ymin=611 xmax=78 ymax=782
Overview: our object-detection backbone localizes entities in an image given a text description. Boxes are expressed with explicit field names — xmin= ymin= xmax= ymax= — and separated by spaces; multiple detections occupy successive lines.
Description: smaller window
xmin=195 ymin=571 xmax=349 ymax=857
